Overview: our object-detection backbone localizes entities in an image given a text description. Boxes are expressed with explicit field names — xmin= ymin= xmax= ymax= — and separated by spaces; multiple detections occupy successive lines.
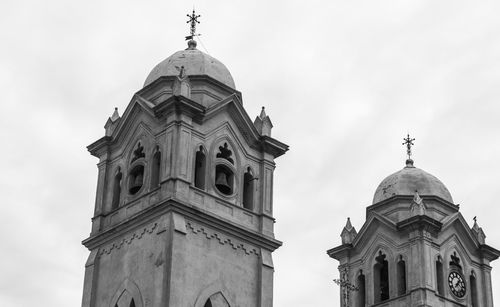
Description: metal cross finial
xmin=186 ymin=9 xmax=201 ymax=41
xmin=402 ymin=133 xmax=415 ymax=160
xmin=334 ymin=271 xmax=359 ymax=306
xmin=473 ymin=216 xmax=477 ymax=223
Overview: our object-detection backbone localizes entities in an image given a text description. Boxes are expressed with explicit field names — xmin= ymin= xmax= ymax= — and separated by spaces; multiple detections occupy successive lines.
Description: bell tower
xmin=328 ymin=136 xmax=499 ymax=307
xmin=81 ymin=13 xmax=288 ymax=307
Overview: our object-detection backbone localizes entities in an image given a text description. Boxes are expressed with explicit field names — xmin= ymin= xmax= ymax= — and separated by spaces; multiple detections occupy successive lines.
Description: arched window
xmin=356 ymin=270 xmax=365 ymax=307
xmin=243 ymin=167 xmax=254 ymax=210
xmin=397 ymin=255 xmax=406 ymax=296
xmin=374 ymin=251 xmax=389 ymax=303
xmin=470 ymin=272 xmax=478 ymax=307
xmin=194 ymin=146 xmax=206 ymax=189
xmin=151 ymin=147 xmax=161 ymax=188
xmin=130 ymin=299 xmax=136 ymax=307
xmin=204 ymin=299 xmax=213 ymax=307
xmin=111 ymin=168 xmax=122 ymax=210
xmin=436 ymin=255 xmax=444 ymax=295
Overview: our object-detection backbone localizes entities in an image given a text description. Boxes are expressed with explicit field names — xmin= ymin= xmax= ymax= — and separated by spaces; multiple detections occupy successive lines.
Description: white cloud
xmin=1 ymin=0 xmax=499 ymax=306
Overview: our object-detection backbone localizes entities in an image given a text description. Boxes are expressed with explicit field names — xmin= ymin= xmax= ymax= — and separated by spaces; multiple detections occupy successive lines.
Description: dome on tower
xmin=143 ymin=41 xmax=236 ymax=89
xmin=373 ymin=160 xmax=453 ymax=204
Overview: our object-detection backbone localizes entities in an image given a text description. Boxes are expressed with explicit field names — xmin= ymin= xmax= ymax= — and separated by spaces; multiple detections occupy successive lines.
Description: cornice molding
xmin=327 ymin=243 xmax=352 ymax=260
xmin=396 ymin=215 xmax=442 ymax=233
xmin=138 ymin=75 xmax=242 ymax=101
xmin=82 ymin=198 xmax=282 ymax=252
xmin=366 ymin=195 xmax=458 ymax=218
xmin=96 ymin=222 xmax=159 ymax=258
xmin=480 ymin=244 xmax=500 ymax=261
xmin=186 ymin=221 xmax=260 ymax=257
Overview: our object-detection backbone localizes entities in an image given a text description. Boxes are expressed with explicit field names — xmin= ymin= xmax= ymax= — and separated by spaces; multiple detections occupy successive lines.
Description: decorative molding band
xmin=97 ymin=223 xmax=158 ymax=258
xmin=186 ymin=221 xmax=259 ymax=257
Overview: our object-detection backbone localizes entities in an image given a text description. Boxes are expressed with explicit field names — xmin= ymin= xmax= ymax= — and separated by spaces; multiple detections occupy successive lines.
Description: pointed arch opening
xmin=203 ymin=292 xmax=230 ymax=307
xmin=151 ymin=147 xmax=161 ymax=188
xmin=242 ymin=167 xmax=255 ymax=210
xmin=110 ymin=278 xmax=143 ymax=307
xmin=436 ymin=255 xmax=444 ymax=295
xmin=397 ymin=255 xmax=406 ymax=296
xmin=374 ymin=251 xmax=389 ymax=303
xmin=194 ymin=282 xmax=233 ymax=307
xmin=111 ymin=168 xmax=123 ymax=210
xmin=356 ymin=270 xmax=365 ymax=307
xmin=194 ymin=146 xmax=206 ymax=189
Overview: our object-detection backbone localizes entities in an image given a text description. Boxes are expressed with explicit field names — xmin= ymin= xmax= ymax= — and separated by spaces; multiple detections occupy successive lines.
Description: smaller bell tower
xmin=328 ymin=135 xmax=499 ymax=307
xmin=82 ymin=12 xmax=288 ymax=307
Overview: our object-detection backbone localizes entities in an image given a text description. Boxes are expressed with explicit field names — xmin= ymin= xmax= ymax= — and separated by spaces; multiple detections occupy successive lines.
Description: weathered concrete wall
xmin=90 ymin=218 xmax=168 ymax=307
xmin=168 ymin=218 xmax=261 ymax=306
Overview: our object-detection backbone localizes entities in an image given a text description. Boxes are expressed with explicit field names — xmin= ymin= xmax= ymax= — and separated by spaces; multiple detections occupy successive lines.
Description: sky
xmin=1 ymin=0 xmax=500 ymax=306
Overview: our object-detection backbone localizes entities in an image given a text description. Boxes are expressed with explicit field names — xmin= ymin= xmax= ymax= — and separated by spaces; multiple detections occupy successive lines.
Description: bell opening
xmin=215 ymin=164 xmax=233 ymax=195
xmin=129 ymin=165 xmax=145 ymax=195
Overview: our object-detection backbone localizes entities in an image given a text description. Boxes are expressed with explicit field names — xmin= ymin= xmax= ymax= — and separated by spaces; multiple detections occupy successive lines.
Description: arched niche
xmin=194 ymin=145 xmax=207 ymax=190
xmin=396 ymin=254 xmax=407 ymax=296
xmin=470 ymin=270 xmax=478 ymax=307
xmin=150 ymin=145 xmax=161 ymax=189
xmin=373 ymin=250 xmax=390 ymax=303
xmin=111 ymin=166 xmax=123 ymax=211
xmin=356 ymin=269 xmax=366 ymax=307
xmin=242 ymin=166 xmax=255 ymax=210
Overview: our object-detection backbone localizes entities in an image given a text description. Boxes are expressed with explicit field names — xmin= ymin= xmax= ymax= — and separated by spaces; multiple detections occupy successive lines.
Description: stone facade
xmin=82 ymin=41 xmax=288 ymax=307
xmin=328 ymin=160 xmax=500 ymax=307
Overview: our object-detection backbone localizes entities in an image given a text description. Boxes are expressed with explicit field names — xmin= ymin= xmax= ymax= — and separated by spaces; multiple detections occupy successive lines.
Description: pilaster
xmin=482 ymin=265 xmax=494 ymax=307
xmin=81 ymin=250 xmax=98 ymax=307
xmin=259 ymin=249 xmax=275 ymax=307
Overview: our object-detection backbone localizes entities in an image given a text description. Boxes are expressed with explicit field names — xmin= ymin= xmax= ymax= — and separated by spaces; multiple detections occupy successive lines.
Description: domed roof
xmin=144 ymin=41 xmax=236 ymax=89
xmin=373 ymin=160 xmax=453 ymax=204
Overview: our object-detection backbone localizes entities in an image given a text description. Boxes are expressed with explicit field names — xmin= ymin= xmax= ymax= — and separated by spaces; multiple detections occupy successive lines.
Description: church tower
xmin=82 ymin=13 xmax=288 ymax=307
xmin=328 ymin=136 xmax=499 ymax=307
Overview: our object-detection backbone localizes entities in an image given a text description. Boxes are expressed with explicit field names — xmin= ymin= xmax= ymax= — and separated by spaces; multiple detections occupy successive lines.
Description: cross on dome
xmin=402 ymin=133 xmax=415 ymax=165
xmin=185 ymin=9 xmax=201 ymax=49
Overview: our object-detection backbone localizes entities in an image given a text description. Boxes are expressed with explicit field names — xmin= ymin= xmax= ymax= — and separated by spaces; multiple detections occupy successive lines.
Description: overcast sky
xmin=1 ymin=0 xmax=500 ymax=306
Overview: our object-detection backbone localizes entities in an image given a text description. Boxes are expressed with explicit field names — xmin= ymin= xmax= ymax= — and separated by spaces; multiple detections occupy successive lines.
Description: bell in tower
xmin=215 ymin=171 xmax=231 ymax=195
xmin=81 ymin=10 xmax=288 ymax=307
